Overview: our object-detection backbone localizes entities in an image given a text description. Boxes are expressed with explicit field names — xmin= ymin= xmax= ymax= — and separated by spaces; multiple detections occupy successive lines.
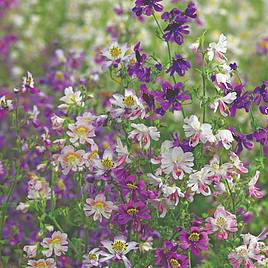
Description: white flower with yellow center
xmin=41 ymin=231 xmax=68 ymax=257
xmin=82 ymin=248 xmax=102 ymax=268
xmin=94 ymin=149 xmax=115 ymax=176
xmin=58 ymin=145 xmax=85 ymax=175
xmin=58 ymin=86 xmax=84 ymax=111
xmin=27 ymin=258 xmax=56 ymax=268
xmin=100 ymin=236 xmax=138 ymax=268
xmin=84 ymin=193 xmax=117 ymax=222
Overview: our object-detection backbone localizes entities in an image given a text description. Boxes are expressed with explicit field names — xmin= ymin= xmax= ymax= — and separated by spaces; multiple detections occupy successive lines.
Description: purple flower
xmin=179 ymin=226 xmax=209 ymax=255
xmin=167 ymin=252 xmax=189 ymax=268
xmin=155 ymin=240 xmax=178 ymax=266
xmin=254 ymin=81 xmax=268 ymax=104
xmin=118 ymin=175 xmax=145 ymax=197
xmin=132 ymin=0 xmax=163 ymax=17
xmin=166 ymin=54 xmax=191 ymax=77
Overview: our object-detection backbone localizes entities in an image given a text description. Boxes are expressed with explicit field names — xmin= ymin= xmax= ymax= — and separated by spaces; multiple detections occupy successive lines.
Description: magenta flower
xmin=167 ymin=252 xmax=189 ymax=268
xmin=119 ymin=175 xmax=145 ymax=197
xmin=205 ymin=205 xmax=238 ymax=240
xmin=179 ymin=226 xmax=209 ymax=255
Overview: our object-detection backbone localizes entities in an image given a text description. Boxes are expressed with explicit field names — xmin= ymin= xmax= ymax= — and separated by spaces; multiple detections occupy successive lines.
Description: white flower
xmin=100 ymin=236 xmax=138 ymax=268
xmin=41 ymin=231 xmax=68 ymax=257
xmin=67 ymin=121 xmax=95 ymax=145
xmin=23 ymin=244 xmax=38 ymax=258
xmin=188 ymin=167 xmax=212 ymax=196
xmin=215 ymin=63 xmax=232 ymax=85
xmin=28 ymin=177 xmax=51 ymax=200
xmin=110 ymin=89 xmax=145 ymax=120
xmin=210 ymin=92 xmax=237 ymax=117
xmin=207 ymin=34 xmax=227 ymax=62
xmin=58 ymin=87 xmax=84 ymax=111
xmin=50 ymin=114 xmax=64 ymax=130
xmin=28 ymin=105 xmax=40 ymax=121
xmin=229 ymin=152 xmax=248 ymax=173
xmin=183 ymin=115 xmax=216 ymax=147
xmin=94 ymin=149 xmax=115 ymax=176
xmin=162 ymin=184 xmax=184 ymax=206
xmin=58 ymin=145 xmax=85 ymax=175
xmin=116 ymin=138 xmax=130 ymax=164
xmin=22 ymin=71 xmax=35 ymax=92
xmin=16 ymin=202 xmax=30 ymax=213
xmin=161 ymin=147 xmax=194 ymax=180
xmin=82 ymin=248 xmax=102 ymax=268
xmin=84 ymin=194 xmax=117 ymax=222
xmin=83 ymin=144 xmax=99 ymax=169
xmin=129 ymin=123 xmax=160 ymax=150
xmin=27 ymin=258 xmax=56 ymax=268
xmin=0 ymin=96 xmax=13 ymax=111
xmin=216 ymin=129 xmax=234 ymax=150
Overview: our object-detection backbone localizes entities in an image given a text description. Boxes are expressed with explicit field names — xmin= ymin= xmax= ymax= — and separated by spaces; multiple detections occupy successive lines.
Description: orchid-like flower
xmin=41 ymin=231 xmax=68 ymax=257
xmin=210 ymin=92 xmax=237 ymax=117
xmin=229 ymin=152 xmax=248 ymax=173
xmin=84 ymin=193 xmax=117 ymax=222
xmin=27 ymin=258 xmax=56 ymax=268
xmin=207 ymin=33 xmax=227 ymax=61
xmin=129 ymin=123 xmax=160 ymax=150
xmin=100 ymin=236 xmax=138 ymax=268
xmin=183 ymin=115 xmax=216 ymax=147
xmin=248 ymin=171 xmax=264 ymax=199
xmin=82 ymin=248 xmax=103 ymax=268
xmin=216 ymin=129 xmax=234 ymax=150
xmin=58 ymin=86 xmax=84 ymax=111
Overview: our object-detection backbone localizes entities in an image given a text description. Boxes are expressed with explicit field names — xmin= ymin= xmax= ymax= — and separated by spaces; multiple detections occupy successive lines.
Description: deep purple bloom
xmin=254 ymin=81 xmax=268 ymax=104
xmin=132 ymin=0 xmax=163 ymax=17
xmin=140 ymin=84 xmax=155 ymax=110
xmin=116 ymin=200 xmax=151 ymax=225
xmin=119 ymin=175 xmax=145 ymax=197
xmin=166 ymin=54 xmax=191 ymax=77
xmin=167 ymin=252 xmax=189 ymax=268
xmin=153 ymin=80 xmax=190 ymax=115
xmin=179 ymin=226 xmax=209 ymax=255
xmin=155 ymin=240 xmax=178 ymax=266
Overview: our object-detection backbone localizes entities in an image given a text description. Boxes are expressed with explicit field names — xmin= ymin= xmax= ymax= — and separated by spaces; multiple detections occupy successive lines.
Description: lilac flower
xmin=167 ymin=252 xmax=189 ymax=268
xmin=179 ymin=226 xmax=209 ymax=255
xmin=166 ymin=54 xmax=191 ymax=77
xmin=132 ymin=0 xmax=163 ymax=17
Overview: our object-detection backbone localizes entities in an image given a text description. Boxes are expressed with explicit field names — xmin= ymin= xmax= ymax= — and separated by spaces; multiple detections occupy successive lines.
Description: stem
xmin=225 ymin=179 xmax=235 ymax=213
xmin=201 ymin=52 xmax=207 ymax=123
xmin=188 ymin=250 xmax=192 ymax=268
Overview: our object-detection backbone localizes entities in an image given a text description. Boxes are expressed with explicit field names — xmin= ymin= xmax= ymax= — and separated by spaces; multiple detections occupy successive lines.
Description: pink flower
xmin=41 ymin=231 xmax=68 ymax=257
xmin=205 ymin=205 xmax=238 ymax=240
xmin=229 ymin=152 xmax=248 ymax=174
xmin=248 ymin=171 xmax=265 ymax=199
xmin=84 ymin=193 xmax=117 ymax=222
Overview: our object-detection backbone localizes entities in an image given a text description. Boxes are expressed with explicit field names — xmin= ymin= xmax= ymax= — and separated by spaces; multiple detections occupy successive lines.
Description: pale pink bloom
xmin=58 ymin=145 xmax=85 ymax=175
xmin=161 ymin=146 xmax=194 ymax=180
xmin=229 ymin=152 xmax=248 ymax=173
xmin=41 ymin=231 xmax=68 ymax=257
xmin=216 ymin=129 xmax=234 ymax=150
xmin=100 ymin=236 xmax=138 ymax=268
xmin=67 ymin=122 xmax=95 ymax=145
xmin=109 ymin=89 xmax=145 ymax=120
xmin=84 ymin=193 xmax=117 ymax=222
xmin=115 ymin=138 xmax=131 ymax=164
xmin=210 ymin=92 xmax=237 ymax=117
xmin=248 ymin=171 xmax=264 ymax=199
xmin=94 ymin=149 xmax=116 ymax=176
xmin=16 ymin=202 xmax=30 ymax=213
xmin=162 ymin=184 xmax=184 ymax=206
xmin=50 ymin=114 xmax=64 ymax=130
xmin=188 ymin=167 xmax=212 ymax=196
xmin=27 ymin=177 xmax=51 ymax=200
xmin=82 ymin=248 xmax=103 ymax=268
xmin=77 ymin=111 xmax=96 ymax=125
xmin=27 ymin=258 xmax=56 ymax=268
xmin=183 ymin=115 xmax=215 ymax=147
xmin=205 ymin=205 xmax=238 ymax=240
xmin=58 ymin=86 xmax=84 ymax=111
xmin=139 ymin=237 xmax=153 ymax=253
xmin=129 ymin=123 xmax=160 ymax=150
xmin=207 ymin=33 xmax=227 ymax=62
xmin=151 ymin=198 xmax=172 ymax=218
xmin=83 ymin=144 xmax=99 ymax=169
xmin=23 ymin=244 xmax=38 ymax=258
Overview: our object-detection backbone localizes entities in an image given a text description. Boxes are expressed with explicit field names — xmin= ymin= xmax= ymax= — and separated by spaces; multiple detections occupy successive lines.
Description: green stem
xmin=188 ymin=250 xmax=192 ymax=268
xmin=201 ymin=52 xmax=207 ymax=123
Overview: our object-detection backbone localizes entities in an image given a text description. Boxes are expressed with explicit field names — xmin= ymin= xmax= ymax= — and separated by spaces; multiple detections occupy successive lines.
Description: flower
xmin=23 ymin=244 xmax=38 ymax=258
xmin=84 ymin=193 xmax=117 ymax=222
xmin=82 ymin=248 xmax=102 ymax=268
xmin=210 ymin=92 xmax=237 ymax=117
xmin=110 ymin=89 xmax=145 ymax=120
xmin=0 ymin=95 xmax=13 ymax=111
xmin=94 ymin=149 xmax=116 ymax=176
xmin=183 ymin=115 xmax=215 ymax=146
xmin=229 ymin=152 xmax=248 ymax=173
xmin=58 ymin=145 xmax=85 ymax=175
xmin=248 ymin=171 xmax=264 ymax=199
xmin=188 ymin=168 xmax=212 ymax=196
xmin=128 ymin=123 xmax=160 ymax=150
xmin=27 ymin=258 xmax=56 ymax=268
xmin=207 ymin=34 xmax=227 ymax=62
xmin=67 ymin=121 xmax=95 ymax=145
xmin=100 ymin=236 xmax=138 ymax=268
xmin=166 ymin=54 xmax=191 ymax=77
xmin=119 ymin=175 xmax=145 ymax=197
xmin=41 ymin=231 xmax=68 ymax=257
xmin=27 ymin=176 xmax=51 ymax=200
xmin=22 ymin=71 xmax=39 ymax=93
xmin=116 ymin=200 xmax=151 ymax=225
xmin=162 ymin=184 xmax=184 ymax=206
xmin=205 ymin=205 xmax=238 ymax=239
xmin=179 ymin=226 xmax=209 ymax=255
xmin=132 ymin=0 xmax=163 ymax=16
xmin=58 ymin=87 xmax=84 ymax=111
xmin=216 ymin=129 xmax=234 ymax=150
xmin=161 ymin=146 xmax=194 ymax=180
xmin=167 ymin=252 xmax=189 ymax=268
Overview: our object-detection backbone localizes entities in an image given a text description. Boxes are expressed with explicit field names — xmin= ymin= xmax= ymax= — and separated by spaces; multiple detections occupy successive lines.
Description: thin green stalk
xmin=188 ymin=250 xmax=192 ymax=268
xmin=201 ymin=52 xmax=207 ymax=123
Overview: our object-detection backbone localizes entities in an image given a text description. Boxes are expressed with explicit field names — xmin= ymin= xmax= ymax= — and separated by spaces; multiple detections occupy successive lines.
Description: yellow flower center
xmin=101 ymin=158 xmax=114 ymax=169
xmin=55 ymin=71 xmax=64 ymax=80
xmin=88 ymin=150 xmax=98 ymax=161
xmin=216 ymin=216 xmax=226 ymax=227
xmin=123 ymin=95 xmax=135 ymax=107
xmin=170 ymin=258 xmax=181 ymax=268
xmin=57 ymin=179 xmax=66 ymax=190
xmin=64 ymin=152 xmax=81 ymax=164
xmin=33 ymin=260 xmax=49 ymax=268
xmin=49 ymin=236 xmax=62 ymax=245
xmin=129 ymin=58 xmax=136 ymax=65
xmin=74 ymin=125 xmax=88 ymax=136
xmin=127 ymin=208 xmax=139 ymax=216
xmin=126 ymin=183 xmax=138 ymax=190
xmin=88 ymin=253 xmax=97 ymax=260
xmin=237 ymin=248 xmax=248 ymax=257
xmin=188 ymin=232 xmax=200 ymax=242
xmin=109 ymin=47 xmax=122 ymax=59
xmin=94 ymin=201 xmax=105 ymax=210
xmin=103 ymin=141 xmax=110 ymax=149
xmin=26 ymin=77 xmax=33 ymax=86
xmin=112 ymin=240 xmax=127 ymax=252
